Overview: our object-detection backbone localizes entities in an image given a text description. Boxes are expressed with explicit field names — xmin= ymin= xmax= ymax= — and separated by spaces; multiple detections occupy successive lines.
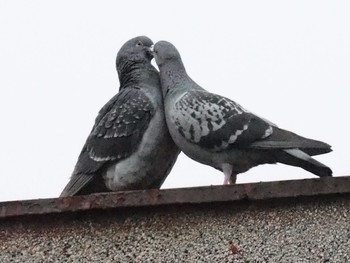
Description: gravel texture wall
xmin=1 ymin=177 xmax=349 ymax=262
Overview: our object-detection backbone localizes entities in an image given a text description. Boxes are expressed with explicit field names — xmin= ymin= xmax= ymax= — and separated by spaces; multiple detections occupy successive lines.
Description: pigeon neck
xmin=159 ymin=60 xmax=188 ymax=80
xmin=159 ymin=58 xmax=186 ymax=73
xmin=159 ymin=63 xmax=189 ymax=98
xmin=118 ymin=60 xmax=157 ymax=87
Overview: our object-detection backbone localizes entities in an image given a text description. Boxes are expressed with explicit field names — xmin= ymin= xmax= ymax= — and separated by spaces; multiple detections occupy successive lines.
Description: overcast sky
xmin=0 ymin=1 xmax=349 ymax=201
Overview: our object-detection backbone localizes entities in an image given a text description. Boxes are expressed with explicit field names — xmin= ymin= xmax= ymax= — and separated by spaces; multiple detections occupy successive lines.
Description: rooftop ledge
xmin=1 ymin=176 xmax=349 ymax=219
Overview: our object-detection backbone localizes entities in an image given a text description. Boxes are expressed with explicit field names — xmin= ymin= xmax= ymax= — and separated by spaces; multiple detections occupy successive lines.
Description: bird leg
xmin=229 ymin=174 xmax=237 ymax=184
xmin=222 ymin=163 xmax=236 ymax=185
xmin=223 ymin=178 xmax=230 ymax=185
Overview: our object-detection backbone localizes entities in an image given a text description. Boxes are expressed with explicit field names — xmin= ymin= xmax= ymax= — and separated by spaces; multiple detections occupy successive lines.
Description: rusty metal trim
xmin=1 ymin=176 xmax=349 ymax=218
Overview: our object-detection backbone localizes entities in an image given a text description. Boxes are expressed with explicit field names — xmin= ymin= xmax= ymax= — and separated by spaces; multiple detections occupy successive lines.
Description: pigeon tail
xmin=60 ymin=173 xmax=109 ymax=197
xmin=250 ymin=127 xmax=332 ymax=156
xmin=276 ymin=148 xmax=332 ymax=177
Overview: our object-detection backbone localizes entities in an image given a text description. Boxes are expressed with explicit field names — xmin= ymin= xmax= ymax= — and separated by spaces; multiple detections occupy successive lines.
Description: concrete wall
xmin=1 ymin=177 xmax=349 ymax=262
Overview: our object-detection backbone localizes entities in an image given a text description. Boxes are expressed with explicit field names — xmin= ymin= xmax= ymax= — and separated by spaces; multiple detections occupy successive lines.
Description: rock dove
xmin=60 ymin=36 xmax=180 ymax=197
xmin=152 ymin=40 xmax=332 ymax=185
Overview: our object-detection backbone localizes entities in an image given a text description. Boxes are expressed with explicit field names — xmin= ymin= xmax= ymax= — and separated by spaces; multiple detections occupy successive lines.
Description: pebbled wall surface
xmin=1 ymin=177 xmax=349 ymax=262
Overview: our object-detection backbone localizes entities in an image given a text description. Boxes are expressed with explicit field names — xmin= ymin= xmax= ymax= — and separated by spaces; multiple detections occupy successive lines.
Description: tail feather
xmin=276 ymin=148 xmax=332 ymax=177
xmin=250 ymin=127 xmax=332 ymax=156
xmin=60 ymin=173 xmax=95 ymax=197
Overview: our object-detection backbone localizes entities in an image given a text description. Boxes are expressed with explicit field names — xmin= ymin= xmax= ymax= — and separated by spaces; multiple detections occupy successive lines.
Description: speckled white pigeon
xmin=60 ymin=37 xmax=180 ymax=197
xmin=152 ymin=40 xmax=332 ymax=184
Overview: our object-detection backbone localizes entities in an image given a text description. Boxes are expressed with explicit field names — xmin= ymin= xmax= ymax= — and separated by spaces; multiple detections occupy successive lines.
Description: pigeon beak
xmin=149 ymin=45 xmax=154 ymax=53
xmin=146 ymin=45 xmax=155 ymax=58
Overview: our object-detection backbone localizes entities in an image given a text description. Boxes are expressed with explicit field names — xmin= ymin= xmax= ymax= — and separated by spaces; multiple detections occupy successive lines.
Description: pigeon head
xmin=152 ymin=41 xmax=185 ymax=70
xmin=116 ymin=36 xmax=154 ymax=72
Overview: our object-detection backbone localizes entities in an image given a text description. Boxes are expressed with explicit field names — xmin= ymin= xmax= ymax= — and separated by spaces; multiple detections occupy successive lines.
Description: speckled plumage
xmin=153 ymin=40 xmax=332 ymax=184
xmin=60 ymin=37 xmax=180 ymax=197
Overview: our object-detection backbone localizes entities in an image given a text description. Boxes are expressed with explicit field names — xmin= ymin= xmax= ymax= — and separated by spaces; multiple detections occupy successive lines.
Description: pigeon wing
xmin=86 ymin=87 xmax=154 ymax=161
xmin=60 ymin=87 xmax=155 ymax=196
xmin=171 ymin=90 xmax=273 ymax=152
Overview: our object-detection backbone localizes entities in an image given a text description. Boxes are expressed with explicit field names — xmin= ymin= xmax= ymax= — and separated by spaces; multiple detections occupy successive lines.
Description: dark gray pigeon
xmin=60 ymin=36 xmax=180 ymax=197
xmin=152 ymin=40 xmax=332 ymax=184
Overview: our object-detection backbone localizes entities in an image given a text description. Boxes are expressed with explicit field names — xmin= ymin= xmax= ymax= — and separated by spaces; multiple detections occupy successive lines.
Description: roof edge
xmin=1 ymin=176 xmax=349 ymax=218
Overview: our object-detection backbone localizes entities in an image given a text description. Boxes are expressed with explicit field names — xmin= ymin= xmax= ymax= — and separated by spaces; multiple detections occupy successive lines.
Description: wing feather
xmin=60 ymin=87 xmax=155 ymax=196
xmin=171 ymin=90 xmax=272 ymax=152
xmin=171 ymin=90 xmax=331 ymax=156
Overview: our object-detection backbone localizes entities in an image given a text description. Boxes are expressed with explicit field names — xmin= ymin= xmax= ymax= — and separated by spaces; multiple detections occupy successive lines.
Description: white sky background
xmin=0 ymin=1 xmax=349 ymax=201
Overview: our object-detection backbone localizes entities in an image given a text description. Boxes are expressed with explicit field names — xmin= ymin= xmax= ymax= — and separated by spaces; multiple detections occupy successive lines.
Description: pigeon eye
xmin=136 ymin=41 xmax=143 ymax=46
